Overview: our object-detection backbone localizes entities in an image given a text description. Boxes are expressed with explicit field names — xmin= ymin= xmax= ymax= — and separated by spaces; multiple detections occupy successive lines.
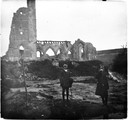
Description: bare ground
xmin=2 ymin=77 xmax=127 ymax=119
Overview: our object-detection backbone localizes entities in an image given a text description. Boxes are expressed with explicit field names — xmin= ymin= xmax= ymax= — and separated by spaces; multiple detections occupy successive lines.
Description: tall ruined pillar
xmin=27 ymin=0 xmax=37 ymax=60
xmin=6 ymin=0 xmax=37 ymax=61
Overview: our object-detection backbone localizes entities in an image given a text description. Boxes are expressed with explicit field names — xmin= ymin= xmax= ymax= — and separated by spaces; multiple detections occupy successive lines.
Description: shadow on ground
xmin=2 ymin=92 xmax=114 ymax=119
xmin=2 ymin=79 xmax=127 ymax=119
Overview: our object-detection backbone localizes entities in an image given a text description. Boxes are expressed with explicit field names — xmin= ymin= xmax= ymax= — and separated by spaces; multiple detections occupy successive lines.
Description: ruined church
xmin=6 ymin=0 xmax=96 ymax=61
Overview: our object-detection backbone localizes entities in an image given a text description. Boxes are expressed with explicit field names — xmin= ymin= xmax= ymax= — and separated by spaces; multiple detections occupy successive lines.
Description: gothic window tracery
xmin=46 ymin=48 xmax=55 ymax=56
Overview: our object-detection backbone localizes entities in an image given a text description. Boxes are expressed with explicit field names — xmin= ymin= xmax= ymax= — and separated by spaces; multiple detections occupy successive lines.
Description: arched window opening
xmin=36 ymin=51 xmax=40 ymax=57
xmin=68 ymin=51 xmax=71 ymax=55
xmin=57 ymin=49 xmax=60 ymax=55
xmin=46 ymin=48 xmax=55 ymax=56
xmin=41 ymin=52 xmax=44 ymax=55
xmin=20 ymin=31 xmax=23 ymax=35
xmin=78 ymin=44 xmax=84 ymax=60
xmin=81 ymin=47 xmax=84 ymax=58
xmin=20 ymin=11 xmax=23 ymax=15
xmin=81 ymin=48 xmax=83 ymax=53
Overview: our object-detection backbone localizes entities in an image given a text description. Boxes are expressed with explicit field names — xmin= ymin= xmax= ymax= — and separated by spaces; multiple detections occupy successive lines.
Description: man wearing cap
xmin=58 ymin=64 xmax=73 ymax=101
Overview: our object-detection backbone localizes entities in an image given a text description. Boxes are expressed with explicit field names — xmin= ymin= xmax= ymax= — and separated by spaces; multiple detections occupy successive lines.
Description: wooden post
xmin=22 ymin=59 xmax=28 ymax=107
xmin=19 ymin=45 xmax=28 ymax=107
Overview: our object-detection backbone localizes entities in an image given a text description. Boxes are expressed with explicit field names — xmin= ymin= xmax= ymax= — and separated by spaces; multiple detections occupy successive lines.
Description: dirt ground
xmin=2 ymin=76 xmax=127 ymax=119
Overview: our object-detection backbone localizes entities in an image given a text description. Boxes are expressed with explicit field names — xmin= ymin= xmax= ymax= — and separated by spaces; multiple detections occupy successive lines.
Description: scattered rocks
xmin=38 ymin=91 xmax=53 ymax=99
xmin=36 ymin=95 xmax=45 ymax=100
xmin=2 ymin=75 xmax=127 ymax=119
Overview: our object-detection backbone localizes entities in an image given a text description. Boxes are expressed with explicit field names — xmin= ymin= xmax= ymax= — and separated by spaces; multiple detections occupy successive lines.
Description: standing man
xmin=58 ymin=64 xmax=73 ymax=101
xmin=95 ymin=65 xmax=109 ymax=105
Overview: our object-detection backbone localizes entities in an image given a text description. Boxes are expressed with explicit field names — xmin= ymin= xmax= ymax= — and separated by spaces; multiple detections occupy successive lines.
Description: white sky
xmin=1 ymin=0 xmax=127 ymax=56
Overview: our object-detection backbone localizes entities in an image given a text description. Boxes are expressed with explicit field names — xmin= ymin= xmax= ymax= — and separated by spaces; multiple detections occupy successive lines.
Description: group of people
xmin=53 ymin=59 xmax=109 ymax=105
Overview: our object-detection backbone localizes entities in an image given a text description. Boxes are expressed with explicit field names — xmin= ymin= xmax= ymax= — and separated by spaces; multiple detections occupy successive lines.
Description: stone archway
xmin=36 ymin=41 xmax=72 ymax=60
xmin=71 ymin=39 xmax=86 ymax=61
xmin=46 ymin=48 xmax=55 ymax=56
xmin=5 ymin=0 xmax=97 ymax=62
xmin=36 ymin=51 xmax=40 ymax=58
xmin=78 ymin=43 xmax=84 ymax=61
xmin=57 ymin=49 xmax=60 ymax=55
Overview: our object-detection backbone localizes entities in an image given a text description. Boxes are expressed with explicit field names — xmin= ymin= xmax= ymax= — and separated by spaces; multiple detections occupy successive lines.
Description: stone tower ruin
xmin=5 ymin=0 xmax=97 ymax=62
xmin=6 ymin=0 xmax=37 ymax=61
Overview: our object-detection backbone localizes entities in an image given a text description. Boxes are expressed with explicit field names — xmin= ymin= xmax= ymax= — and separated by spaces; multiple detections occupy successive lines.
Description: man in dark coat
xmin=58 ymin=64 xmax=73 ymax=101
xmin=95 ymin=65 xmax=109 ymax=105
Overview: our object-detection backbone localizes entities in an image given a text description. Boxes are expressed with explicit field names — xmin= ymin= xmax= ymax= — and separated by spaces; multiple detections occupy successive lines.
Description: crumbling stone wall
xmin=5 ymin=0 xmax=96 ymax=61
xmin=36 ymin=41 xmax=72 ymax=60
xmin=71 ymin=39 xmax=96 ymax=61
xmin=36 ymin=39 xmax=96 ymax=61
xmin=6 ymin=0 xmax=37 ymax=61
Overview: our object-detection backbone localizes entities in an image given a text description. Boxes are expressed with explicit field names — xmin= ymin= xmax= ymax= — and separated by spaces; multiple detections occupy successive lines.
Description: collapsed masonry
xmin=5 ymin=0 xmax=96 ymax=61
xmin=6 ymin=0 xmax=37 ymax=61
xmin=36 ymin=39 xmax=96 ymax=61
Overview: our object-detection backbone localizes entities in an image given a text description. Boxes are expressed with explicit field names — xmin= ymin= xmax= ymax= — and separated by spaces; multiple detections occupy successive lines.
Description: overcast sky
xmin=1 ymin=0 xmax=127 ymax=56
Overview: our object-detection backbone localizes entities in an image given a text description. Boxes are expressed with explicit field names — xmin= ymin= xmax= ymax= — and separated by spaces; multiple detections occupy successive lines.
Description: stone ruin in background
xmin=6 ymin=0 xmax=37 ymax=61
xmin=36 ymin=39 xmax=96 ymax=61
xmin=5 ymin=0 xmax=96 ymax=61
